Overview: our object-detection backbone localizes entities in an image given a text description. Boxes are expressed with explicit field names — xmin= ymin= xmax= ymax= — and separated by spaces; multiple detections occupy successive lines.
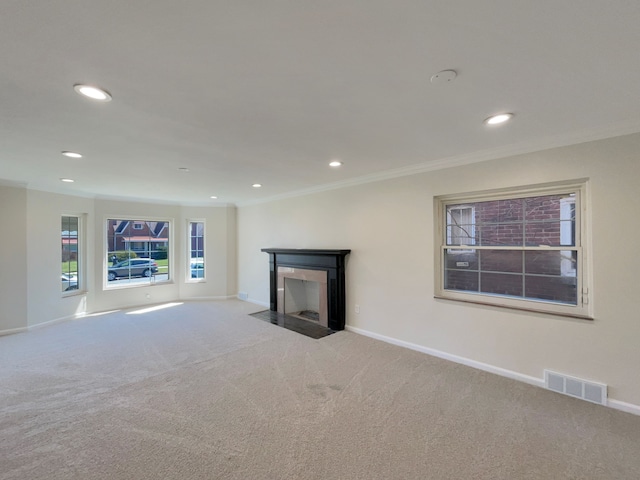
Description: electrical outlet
xmin=355 ymin=304 xmax=360 ymax=314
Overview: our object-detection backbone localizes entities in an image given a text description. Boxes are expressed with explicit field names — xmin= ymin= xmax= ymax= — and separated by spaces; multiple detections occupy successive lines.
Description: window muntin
xmin=61 ymin=216 xmax=80 ymax=293
xmin=436 ymin=184 xmax=590 ymax=318
xmin=188 ymin=221 xmax=205 ymax=281
xmin=106 ymin=219 xmax=170 ymax=287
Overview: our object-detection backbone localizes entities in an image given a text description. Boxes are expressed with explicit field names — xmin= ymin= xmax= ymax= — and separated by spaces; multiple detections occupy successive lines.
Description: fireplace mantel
xmin=261 ymin=248 xmax=350 ymax=331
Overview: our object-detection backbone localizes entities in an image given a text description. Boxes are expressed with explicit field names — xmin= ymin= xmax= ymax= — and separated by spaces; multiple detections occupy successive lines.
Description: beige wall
xmin=26 ymin=190 xmax=95 ymax=327
xmin=0 ymin=184 xmax=28 ymax=332
xmin=237 ymin=132 xmax=640 ymax=407
xmin=0 ymin=190 xmax=237 ymax=332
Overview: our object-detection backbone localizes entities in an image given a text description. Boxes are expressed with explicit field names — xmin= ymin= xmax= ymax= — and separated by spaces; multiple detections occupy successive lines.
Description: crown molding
xmin=238 ymin=120 xmax=640 ymax=207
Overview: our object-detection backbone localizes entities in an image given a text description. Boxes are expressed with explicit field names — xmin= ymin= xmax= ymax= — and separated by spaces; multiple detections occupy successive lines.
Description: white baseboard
xmin=607 ymin=399 xmax=640 ymax=416
xmin=239 ymin=297 xmax=269 ymax=308
xmin=345 ymin=325 xmax=640 ymax=417
xmin=0 ymin=326 xmax=28 ymax=336
xmin=29 ymin=314 xmax=81 ymax=330
xmin=184 ymin=295 xmax=238 ymax=302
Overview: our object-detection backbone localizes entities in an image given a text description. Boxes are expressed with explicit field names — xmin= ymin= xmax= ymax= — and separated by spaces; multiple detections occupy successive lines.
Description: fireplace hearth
xmin=261 ymin=249 xmax=351 ymax=331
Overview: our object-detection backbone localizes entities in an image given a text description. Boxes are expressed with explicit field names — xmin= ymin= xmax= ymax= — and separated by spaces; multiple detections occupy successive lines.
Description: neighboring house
xmin=107 ymin=220 xmax=168 ymax=258
xmin=445 ymin=194 xmax=576 ymax=304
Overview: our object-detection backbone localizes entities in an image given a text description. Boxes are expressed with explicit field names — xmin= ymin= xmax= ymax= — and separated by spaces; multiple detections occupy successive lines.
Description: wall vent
xmin=238 ymin=292 xmax=248 ymax=301
xmin=544 ymin=370 xmax=607 ymax=406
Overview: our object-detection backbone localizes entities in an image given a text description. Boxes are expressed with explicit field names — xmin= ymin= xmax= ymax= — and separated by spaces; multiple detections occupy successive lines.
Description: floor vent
xmin=544 ymin=370 xmax=607 ymax=405
xmin=238 ymin=292 xmax=248 ymax=301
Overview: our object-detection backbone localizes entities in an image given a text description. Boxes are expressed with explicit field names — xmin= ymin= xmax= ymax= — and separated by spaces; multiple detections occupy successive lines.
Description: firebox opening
xmin=284 ymin=278 xmax=320 ymax=323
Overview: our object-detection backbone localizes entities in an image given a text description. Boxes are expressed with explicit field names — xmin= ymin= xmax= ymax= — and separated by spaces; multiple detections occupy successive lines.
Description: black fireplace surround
xmin=261 ymin=249 xmax=351 ymax=331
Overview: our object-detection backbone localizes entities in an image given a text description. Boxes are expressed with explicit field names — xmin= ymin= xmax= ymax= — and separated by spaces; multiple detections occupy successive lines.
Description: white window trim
xmin=434 ymin=180 xmax=592 ymax=319
xmin=186 ymin=219 xmax=206 ymax=283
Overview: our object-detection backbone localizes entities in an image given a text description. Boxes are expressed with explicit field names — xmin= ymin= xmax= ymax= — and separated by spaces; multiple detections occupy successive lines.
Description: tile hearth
xmin=249 ymin=310 xmax=335 ymax=339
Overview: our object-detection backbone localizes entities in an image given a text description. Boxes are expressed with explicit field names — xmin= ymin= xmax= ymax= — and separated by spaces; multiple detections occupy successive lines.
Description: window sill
xmin=434 ymin=294 xmax=594 ymax=321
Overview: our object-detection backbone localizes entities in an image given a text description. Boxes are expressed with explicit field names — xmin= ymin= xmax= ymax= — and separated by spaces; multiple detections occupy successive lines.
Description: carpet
xmin=1 ymin=300 xmax=640 ymax=479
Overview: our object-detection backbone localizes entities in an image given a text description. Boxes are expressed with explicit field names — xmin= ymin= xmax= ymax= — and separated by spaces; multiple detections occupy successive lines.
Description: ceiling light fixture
xmin=484 ymin=113 xmax=514 ymax=125
xmin=60 ymin=178 xmax=75 ymax=183
xmin=210 ymin=196 xmax=218 ymax=199
xmin=178 ymin=167 xmax=190 ymax=172
xmin=329 ymin=160 xmax=342 ymax=167
xmin=252 ymin=183 xmax=262 ymax=188
xmin=73 ymin=84 xmax=112 ymax=102
xmin=61 ymin=151 xmax=83 ymax=158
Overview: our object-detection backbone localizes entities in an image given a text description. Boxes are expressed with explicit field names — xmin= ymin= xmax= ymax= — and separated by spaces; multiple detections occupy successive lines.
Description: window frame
xmin=104 ymin=216 xmax=173 ymax=290
xmin=187 ymin=219 xmax=206 ymax=282
xmin=434 ymin=180 xmax=592 ymax=319
xmin=61 ymin=214 xmax=84 ymax=296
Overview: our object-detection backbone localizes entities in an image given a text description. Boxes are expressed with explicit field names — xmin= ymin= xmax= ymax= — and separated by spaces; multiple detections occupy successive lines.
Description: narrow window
xmin=188 ymin=221 xmax=205 ymax=280
xmin=61 ymin=216 xmax=80 ymax=292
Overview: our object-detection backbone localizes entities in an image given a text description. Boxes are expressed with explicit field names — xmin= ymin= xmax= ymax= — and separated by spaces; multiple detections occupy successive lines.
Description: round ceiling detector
xmin=430 ymin=70 xmax=457 ymax=84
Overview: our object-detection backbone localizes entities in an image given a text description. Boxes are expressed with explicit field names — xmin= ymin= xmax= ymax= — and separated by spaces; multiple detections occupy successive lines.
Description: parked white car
xmin=190 ymin=259 xmax=204 ymax=278
xmin=62 ymin=273 xmax=78 ymax=291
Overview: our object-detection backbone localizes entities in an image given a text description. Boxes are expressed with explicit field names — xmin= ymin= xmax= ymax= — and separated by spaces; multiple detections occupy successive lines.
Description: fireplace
xmin=261 ymin=249 xmax=351 ymax=331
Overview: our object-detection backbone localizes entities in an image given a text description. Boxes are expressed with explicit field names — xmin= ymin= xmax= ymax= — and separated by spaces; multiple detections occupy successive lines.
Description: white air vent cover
xmin=544 ymin=370 xmax=607 ymax=405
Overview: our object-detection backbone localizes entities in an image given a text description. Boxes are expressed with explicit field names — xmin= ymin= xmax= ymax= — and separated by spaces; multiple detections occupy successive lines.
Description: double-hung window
xmin=188 ymin=220 xmax=205 ymax=281
xmin=435 ymin=182 xmax=591 ymax=318
xmin=61 ymin=215 xmax=81 ymax=293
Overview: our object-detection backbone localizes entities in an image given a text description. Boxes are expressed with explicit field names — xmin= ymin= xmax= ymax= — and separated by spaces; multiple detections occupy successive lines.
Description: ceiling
xmin=2 ymin=1 xmax=640 ymax=206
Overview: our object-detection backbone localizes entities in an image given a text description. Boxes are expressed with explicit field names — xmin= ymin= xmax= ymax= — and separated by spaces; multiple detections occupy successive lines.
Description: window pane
xmin=444 ymin=269 xmax=478 ymax=293
xmin=479 ymin=224 xmax=523 ymax=246
xmin=480 ymin=250 xmax=523 ymax=273
xmin=477 ymin=198 xmax=523 ymax=224
xmin=447 ymin=224 xmax=476 ymax=245
xmin=524 ymin=250 xmax=577 ymax=276
xmin=444 ymin=250 xmax=479 ymax=270
xmin=107 ymin=219 xmax=169 ymax=286
xmin=525 ymin=220 xmax=575 ymax=247
xmin=480 ymin=272 xmax=523 ymax=297
xmin=524 ymin=275 xmax=577 ymax=304
xmin=61 ymin=216 xmax=79 ymax=292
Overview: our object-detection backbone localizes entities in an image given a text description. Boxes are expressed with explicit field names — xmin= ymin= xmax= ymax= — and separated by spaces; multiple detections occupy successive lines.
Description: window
xmin=188 ymin=221 xmax=205 ymax=280
xmin=61 ymin=216 xmax=80 ymax=293
xmin=435 ymin=182 xmax=591 ymax=318
xmin=106 ymin=218 xmax=170 ymax=287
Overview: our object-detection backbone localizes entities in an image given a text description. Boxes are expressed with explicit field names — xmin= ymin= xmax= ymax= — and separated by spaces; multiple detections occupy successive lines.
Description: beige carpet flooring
xmin=1 ymin=300 xmax=640 ymax=479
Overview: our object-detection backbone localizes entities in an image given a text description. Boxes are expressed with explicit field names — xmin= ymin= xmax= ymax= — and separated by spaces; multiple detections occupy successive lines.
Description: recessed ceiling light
xmin=210 ymin=196 xmax=218 ymax=199
xmin=252 ymin=183 xmax=262 ymax=188
xmin=178 ymin=167 xmax=190 ymax=172
xmin=61 ymin=151 xmax=83 ymax=158
xmin=329 ymin=160 xmax=343 ymax=167
xmin=484 ymin=113 xmax=514 ymax=125
xmin=60 ymin=178 xmax=75 ymax=183
xmin=73 ymin=84 xmax=112 ymax=102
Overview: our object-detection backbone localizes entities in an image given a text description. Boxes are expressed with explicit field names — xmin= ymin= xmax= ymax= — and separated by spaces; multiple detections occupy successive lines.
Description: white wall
xmin=237 ymin=132 xmax=640 ymax=408
xmin=0 ymin=184 xmax=28 ymax=332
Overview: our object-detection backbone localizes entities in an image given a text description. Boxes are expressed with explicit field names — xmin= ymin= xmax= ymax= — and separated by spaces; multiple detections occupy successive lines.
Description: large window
xmin=106 ymin=219 xmax=170 ymax=287
xmin=61 ymin=216 xmax=81 ymax=293
xmin=188 ymin=221 xmax=205 ymax=280
xmin=435 ymin=182 xmax=591 ymax=318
